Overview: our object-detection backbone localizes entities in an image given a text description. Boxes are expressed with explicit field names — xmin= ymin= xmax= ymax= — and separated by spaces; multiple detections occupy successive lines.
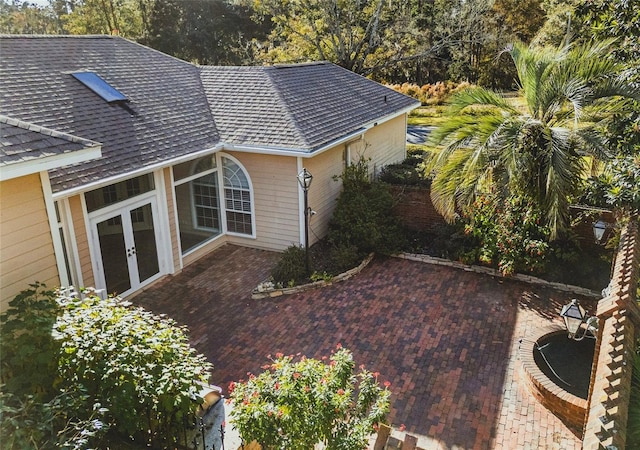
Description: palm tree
xmin=427 ymin=39 xmax=640 ymax=239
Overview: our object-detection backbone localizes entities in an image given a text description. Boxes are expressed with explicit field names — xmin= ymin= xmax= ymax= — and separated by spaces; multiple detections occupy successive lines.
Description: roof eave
xmin=0 ymin=145 xmax=102 ymax=182
xmin=52 ymin=143 xmax=224 ymax=199
xmin=224 ymin=104 xmax=419 ymax=157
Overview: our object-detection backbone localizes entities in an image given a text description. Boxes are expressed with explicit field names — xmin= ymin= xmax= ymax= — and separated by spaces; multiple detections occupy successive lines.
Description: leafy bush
xmin=463 ymin=194 xmax=550 ymax=275
xmin=328 ymin=157 xmax=405 ymax=256
xmin=53 ymin=290 xmax=212 ymax=446
xmin=0 ymin=284 xmax=108 ymax=449
xmin=229 ymin=346 xmax=390 ymax=450
xmin=0 ymin=283 xmax=60 ymax=401
xmin=0 ymin=285 xmax=213 ymax=449
xmin=271 ymin=244 xmax=308 ymax=285
xmin=379 ymin=152 xmax=431 ymax=187
xmin=627 ymin=347 xmax=640 ymax=448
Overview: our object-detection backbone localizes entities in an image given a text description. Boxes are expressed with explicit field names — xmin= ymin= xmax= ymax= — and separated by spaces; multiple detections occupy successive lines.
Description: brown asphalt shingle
xmin=201 ymin=63 xmax=419 ymax=152
xmin=0 ymin=35 xmax=220 ymax=193
xmin=0 ymin=115 xmax=100 ymax=167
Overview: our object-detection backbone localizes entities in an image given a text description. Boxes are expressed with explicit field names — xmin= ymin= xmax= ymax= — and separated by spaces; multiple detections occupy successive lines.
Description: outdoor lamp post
xmin=297 ymin=168 xmax=313 ymax=275
xmin=593 ymin=219 xmax=607 ymax=244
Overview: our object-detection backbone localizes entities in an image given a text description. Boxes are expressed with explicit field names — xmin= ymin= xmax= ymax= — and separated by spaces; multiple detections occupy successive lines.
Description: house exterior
xmin=0 ymin=35 xmax=420 ymax=310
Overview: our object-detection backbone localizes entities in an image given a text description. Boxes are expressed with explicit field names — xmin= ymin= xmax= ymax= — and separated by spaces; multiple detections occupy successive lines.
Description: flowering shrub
xmin=464 ymin=194 xmax=550 ymax=275
xmin=229 ymin=346 xmax=390 ymax=450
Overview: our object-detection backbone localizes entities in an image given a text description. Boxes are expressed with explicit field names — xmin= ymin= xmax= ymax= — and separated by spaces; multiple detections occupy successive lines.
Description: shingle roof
xmin=0 ymin=115 xmax=100 ymax=167
xmin=200 ymin=63 xmax=420 ymax=151
xmin=0 ymin=35 xmax=220 ymax=193
xmin=0 ymin=36 xmax=419 ymax=194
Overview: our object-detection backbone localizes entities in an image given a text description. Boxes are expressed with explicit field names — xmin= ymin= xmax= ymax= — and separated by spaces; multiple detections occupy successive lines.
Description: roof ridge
xmin=263 ymin=68 xmax=312 ymax=148
xmin=0 ymin=115 xmax=101 ymax=147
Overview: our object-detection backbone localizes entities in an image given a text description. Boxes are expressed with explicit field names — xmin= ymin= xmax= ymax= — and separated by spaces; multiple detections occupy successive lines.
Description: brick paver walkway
xmin=134 ymin=244 xmax=596 ymax=449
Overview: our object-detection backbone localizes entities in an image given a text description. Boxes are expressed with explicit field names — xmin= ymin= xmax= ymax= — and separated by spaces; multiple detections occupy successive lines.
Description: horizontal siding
xmin=227 ymin=152 xmax=300 ymax=251
xmin=0 ymin=175 xmax=59 ymax=311
xmin=69 ymin=195 xmax=94 ymax=287
xmin=306 ymin=145 xmax=346 ymax=243
xmin=351 ymin=115 xmax=407 ymax=174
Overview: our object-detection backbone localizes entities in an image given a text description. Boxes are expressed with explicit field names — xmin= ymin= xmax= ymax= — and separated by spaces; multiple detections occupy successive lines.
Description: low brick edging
xmin=519 ymin=326 xmax=588 ymax=435
xmin=396 ymin=253 xmax=601 ymax=298
xmin=251 ymin=253 xmax=375 ymax=300
xmin=582 ymin=218 xmax=640 ymax=450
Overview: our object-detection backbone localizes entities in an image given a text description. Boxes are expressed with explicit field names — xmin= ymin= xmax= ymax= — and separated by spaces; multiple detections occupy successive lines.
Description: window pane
xmin=173 ymin=156 xmax=216 ymax=181
xmin=85 ymin=174 xmax=154 ymax=212
xmin=175 ymin=173 xmax=221 ymax=253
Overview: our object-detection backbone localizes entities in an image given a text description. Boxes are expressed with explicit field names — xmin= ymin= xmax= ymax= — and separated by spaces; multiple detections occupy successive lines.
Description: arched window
xmin=173 ymin=154 xmax=253 ymax=254
xmin=222 ymin=157 xmax=252 ymax=235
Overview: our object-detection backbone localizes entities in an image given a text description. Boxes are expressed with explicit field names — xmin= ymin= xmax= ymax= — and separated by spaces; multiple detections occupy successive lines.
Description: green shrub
xmin=0 ymin=283 xmax=60 ymax=401
xmin=379 ymin=153 xmax=431 ymax=187
xmin=328 ymin=157 xmax=405 ymax=255
xmin=0 ymin=284 xmax=108 ymax=449
xmin=271 ymin=244 xmax=308 ymax=285
xmin=463 ymin=194 xmax=550 ymax=276
xmin=329 ymin=243 xmax=363 ymax=273
xmin=0 ymin=285 xmax=213 ymax=449
xmin=53 ymin=290 xmax=212 ymax=447
xmin=627 ymin=347 xmax=640 ymax=448
xmin=229 ymin=346 xmax=390 ymax=450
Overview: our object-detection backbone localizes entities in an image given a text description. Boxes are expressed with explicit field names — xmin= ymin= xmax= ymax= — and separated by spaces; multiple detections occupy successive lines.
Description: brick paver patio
xmin=134 ymin=244 xmax=596 ymax=449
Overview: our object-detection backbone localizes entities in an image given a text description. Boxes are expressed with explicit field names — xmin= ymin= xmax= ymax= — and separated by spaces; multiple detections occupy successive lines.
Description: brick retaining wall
xmin=389 ymin=185 xmax=447 ymax=232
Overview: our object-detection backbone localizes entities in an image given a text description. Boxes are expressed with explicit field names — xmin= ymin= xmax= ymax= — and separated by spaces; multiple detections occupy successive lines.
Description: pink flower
xmin=228 ymin=381 xmax=236 ymax=394
xmin=275 ymin=383 xmax=280 ymax=390
xmin=337 ymin=389 xmax=345 ymax=395
xmin=384 ymin=381 xmax=391 ymax=388
xmin=399 ymin=424 xmax=406 ymax=431
xmin=275 ymin=352 xmax=284 ymax=359
xmin=293 ymin=372 xmax=301 ymax=379
xmin=336 ymin=343 xmax=342 ymax=349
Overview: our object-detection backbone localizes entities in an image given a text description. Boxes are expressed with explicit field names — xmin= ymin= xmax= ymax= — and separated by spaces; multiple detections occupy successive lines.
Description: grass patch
xmin=408 ymin=106 xmax=448 ymax=127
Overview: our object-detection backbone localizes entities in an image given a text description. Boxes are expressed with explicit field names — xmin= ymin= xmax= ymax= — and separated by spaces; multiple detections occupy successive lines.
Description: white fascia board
xmin=224 ymin=128 xmax=366 ymax=159
xmin=362 ymin=104 xmax=420 ymax=131
xmin=0 ymin=145 xmax=102 ymax=182
xmin=52 ymin=144 xmax=224 ymax=200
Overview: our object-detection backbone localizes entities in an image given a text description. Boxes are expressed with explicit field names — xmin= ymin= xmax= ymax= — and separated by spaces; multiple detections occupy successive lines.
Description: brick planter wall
xmin=388 ymin=185 xmax=447 ymax=232
xmin=582 ymin=218 xmax=640 ymax=449
xmin=519 ymin=326 xmax=588 ymax=434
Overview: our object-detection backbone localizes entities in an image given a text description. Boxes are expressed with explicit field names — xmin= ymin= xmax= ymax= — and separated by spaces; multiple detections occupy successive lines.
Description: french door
xmin=91 ymin=197 xmax=161 ymax=296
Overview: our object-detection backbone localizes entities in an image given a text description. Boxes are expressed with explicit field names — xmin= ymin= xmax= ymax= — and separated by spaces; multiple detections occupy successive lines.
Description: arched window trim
xmin=216 ymin=152 xmax=255 ymax=238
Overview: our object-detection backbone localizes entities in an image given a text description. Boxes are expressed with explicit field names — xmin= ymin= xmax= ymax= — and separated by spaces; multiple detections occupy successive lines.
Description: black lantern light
xmin=560 ymin=299 xmax=588 ymax=339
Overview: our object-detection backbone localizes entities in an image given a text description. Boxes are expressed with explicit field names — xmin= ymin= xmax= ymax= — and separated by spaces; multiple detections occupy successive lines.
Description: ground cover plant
xmin=0 ymin=284 xmax=212 ymax=449
xmin=229 ymin=346 xmax=390 ymax=450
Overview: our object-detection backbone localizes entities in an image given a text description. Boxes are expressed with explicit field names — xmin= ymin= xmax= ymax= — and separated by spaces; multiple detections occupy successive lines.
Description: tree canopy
xmin=427 ymin=39 xmax=640 ymax=238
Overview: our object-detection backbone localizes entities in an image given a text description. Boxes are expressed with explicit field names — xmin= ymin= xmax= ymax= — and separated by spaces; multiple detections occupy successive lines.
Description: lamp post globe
xmin=560 ymin=299 xmax=587 ymax=338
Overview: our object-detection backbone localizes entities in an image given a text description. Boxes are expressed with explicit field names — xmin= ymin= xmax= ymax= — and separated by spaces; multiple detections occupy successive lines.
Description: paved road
xmin=407 ymin=125 xmax=435 ymax=144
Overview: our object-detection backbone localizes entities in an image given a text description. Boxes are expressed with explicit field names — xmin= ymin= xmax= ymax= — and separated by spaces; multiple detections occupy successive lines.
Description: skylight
xmin=71 ymin=72 xmax=128 ymax=103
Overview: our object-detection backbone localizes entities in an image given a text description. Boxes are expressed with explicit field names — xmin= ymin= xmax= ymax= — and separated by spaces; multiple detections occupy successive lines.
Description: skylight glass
xmin=71 ymin=72 xmax=128 ymax=103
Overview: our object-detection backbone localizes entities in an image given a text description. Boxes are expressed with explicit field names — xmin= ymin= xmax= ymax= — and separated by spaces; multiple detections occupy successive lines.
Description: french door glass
xmin=95 ymin=201 xmax=160 ymax=296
